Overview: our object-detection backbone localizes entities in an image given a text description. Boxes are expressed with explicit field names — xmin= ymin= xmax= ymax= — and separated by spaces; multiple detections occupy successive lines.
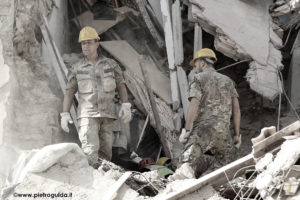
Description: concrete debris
xmin=283 ymin=177 xmax=300 ymax=196
xmin=139 ymin=55 xmax=172 ymax=158
xmin=172 ymin=0 xmax=184 ymax=66
xmin=25 ymin=143 xmax=87 ymax=173
xmin=3 ymin=144 xmax=144 ymax=200
xmin=255 ymin=153 xmax=274 ymax=172
xmin=3 ymin=0 xmax=300 ymax=199
xmin=272 ymin=0 xmax=300 ymax=17
xmin=189 ymin=0 xmax=283 ymax=100
xmin=155 ymin=183 xmax=227 ymax=200
xmin=189 ymin=0 xmax=279 ymax=65
xmin=41 ymin=0 xmax=57 ymax=16
xmin=135 ymin=0 xmax=164 ymax=48
xmin=251 ymin=126 xmax=276 ymax=146
xmin=132 ymin=170 xmax=166 ymax=192
xmin=168 ymin=163 xmax=196 ymax=181
xmin=123 ymin=69 xmax=178 ymax=157
xmin=104 ymin=172 xmax=133 ymax=200
xmin=160 ymin=0 xmax=181 ymax=110
xmin=76 ymin=11 xmax=126 ymax=34
xmin=254 ymin=138 xmax=300 ymax=199
xmin=100 ymin=40 xmax=172 ymax=104
xmin=246 ymin=60 xmax=281 ymax=101
xmin=252 ymin=121 xmax=300 ymax=158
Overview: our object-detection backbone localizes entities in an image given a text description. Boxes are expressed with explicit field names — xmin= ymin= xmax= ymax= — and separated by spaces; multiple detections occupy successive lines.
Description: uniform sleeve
xmin=112 ymin=60 xmax=125 ymax=85
xmin=188 ymin=78 xmax=202 ymax=101
xmin=231 ymin=81 xmax=239 ymax=98
xmin=65 ymin=66 xmax=78 ymax=92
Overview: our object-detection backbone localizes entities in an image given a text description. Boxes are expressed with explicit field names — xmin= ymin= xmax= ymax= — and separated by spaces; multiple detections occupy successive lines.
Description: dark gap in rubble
xmin=295 ymin=158 xmax=300 ymax=165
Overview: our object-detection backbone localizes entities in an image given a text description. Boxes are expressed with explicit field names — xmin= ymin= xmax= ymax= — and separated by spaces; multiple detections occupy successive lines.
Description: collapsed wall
xmin=0 ymin=0 xmax=14 ymax=190
xmin=0 ymin=0 xmax=76 ymax=190
xmin=189 ymin=0 xmax=283 ymax=100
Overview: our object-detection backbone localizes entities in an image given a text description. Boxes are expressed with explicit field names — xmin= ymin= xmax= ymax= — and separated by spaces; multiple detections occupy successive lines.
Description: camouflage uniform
xmin=66 ymin=56 xmax=124 ymax=165
xmin=182 ymin=67 xmax=239 ymax=168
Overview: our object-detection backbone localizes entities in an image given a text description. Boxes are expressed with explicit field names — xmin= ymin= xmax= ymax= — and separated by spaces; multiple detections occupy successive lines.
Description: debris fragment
xmin=283 ymin=177 xmax=300 ymax=196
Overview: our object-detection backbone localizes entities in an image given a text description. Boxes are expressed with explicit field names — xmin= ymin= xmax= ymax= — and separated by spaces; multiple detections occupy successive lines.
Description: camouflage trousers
xmin=78 ymin=117 xmax=115 ymax=167
xmin=182 ymin=120 xmax=236 ymax=171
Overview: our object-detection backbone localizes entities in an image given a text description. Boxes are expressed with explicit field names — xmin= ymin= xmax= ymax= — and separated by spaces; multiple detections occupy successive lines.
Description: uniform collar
xmin=79 ymin=56 xmax=108 ymax=67
xmin=203 ymin=67 xmax=216 ymax=72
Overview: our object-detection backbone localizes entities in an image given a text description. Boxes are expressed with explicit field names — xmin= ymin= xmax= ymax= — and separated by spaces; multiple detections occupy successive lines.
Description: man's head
xmin=78 ymin=26 xmax=100 ymax=57
xmin=190 ymin=48 xmax=217 ymax=73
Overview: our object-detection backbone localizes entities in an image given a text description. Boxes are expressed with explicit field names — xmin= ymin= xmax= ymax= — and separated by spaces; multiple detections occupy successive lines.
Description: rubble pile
xmin=254 ymin=138 xmax=300 ymax=199
xmin=1 ymin=143 xmax=145 ymax=200
xmin=1 ymin=0 xmax=300 ymax=199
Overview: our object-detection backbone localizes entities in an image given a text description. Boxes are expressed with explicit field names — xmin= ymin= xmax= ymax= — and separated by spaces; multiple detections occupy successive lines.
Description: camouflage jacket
xmin=66 ymin=57 xmax=124 ymax=119
xmin=189 ymin=67 xmax=238 ymax=126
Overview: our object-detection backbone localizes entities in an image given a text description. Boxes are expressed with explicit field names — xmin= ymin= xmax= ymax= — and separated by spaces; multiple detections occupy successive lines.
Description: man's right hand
xmin=60 ymin=112 xmax=73 ymax=133
xmin=233 ymin=135 xmax=242 ymax=149
xmin=179 ymin=128 xmax=190 ymax=144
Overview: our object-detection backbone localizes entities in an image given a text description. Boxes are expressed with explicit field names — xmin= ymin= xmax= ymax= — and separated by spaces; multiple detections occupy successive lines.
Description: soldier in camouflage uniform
xmin=60 ymin=26 xmax=132 ymax=168
xmin=178 ymin=48 xmax=241 ymax=178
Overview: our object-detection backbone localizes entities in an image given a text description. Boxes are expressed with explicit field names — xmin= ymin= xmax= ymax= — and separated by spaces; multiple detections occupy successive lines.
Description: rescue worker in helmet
xmin=178 ymin=48 xmax=241 ymax=178
xmin=60 ymin=26 xmax=131 ymax=168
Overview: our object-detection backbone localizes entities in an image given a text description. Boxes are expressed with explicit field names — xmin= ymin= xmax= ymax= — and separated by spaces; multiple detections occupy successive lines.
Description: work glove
xmin=60 ymin=112 xmax=73 ymax=133
xmin=179 ymin=128 xmax=190 ymax=144
xmin=119 ymin=102 xmax=132 ymax=123
xmin=233 ymin=135 xmax=242 ymax=149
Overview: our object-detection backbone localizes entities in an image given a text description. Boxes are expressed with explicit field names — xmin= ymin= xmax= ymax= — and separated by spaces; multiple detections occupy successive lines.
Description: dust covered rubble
xmin=253 ymin=137 xmax=300 ymax=199
xmin=2 ymin=143 xmax=147 ymax=200
xmin=1 ymin=143 xmax=226 ymax=200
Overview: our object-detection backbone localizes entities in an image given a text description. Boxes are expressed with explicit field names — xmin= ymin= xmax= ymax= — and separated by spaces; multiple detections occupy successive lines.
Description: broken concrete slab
xmin=76 ymin=11 xmax=125 ymax=35
xmin=136 ymin=0 xmax=164 ymax=48
xmin=252 ymin=121 xmax=300 ymax=158
xmin=160 ymin=0 xmax=181 ymax=110
xmin=190 ymin=0 xmax=277 ymax=65
xmin=189 ymin=0 xmax=283 ymax=100
xmin=100 ymin=40 xmax=172 ymax=104
xmin=4 ymin=144 xmax=144 ymax=200
xmin=172 ymin=0 xmax=184 ymax=66
xmin=162 ymin=154 xmax=254 ymax=199
xmin=246 ymin=60 xmax=281 ymax=101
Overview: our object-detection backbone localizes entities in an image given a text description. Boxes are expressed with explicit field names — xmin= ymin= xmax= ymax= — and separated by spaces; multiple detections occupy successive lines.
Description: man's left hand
xmin=233 ymin=135 xmax=242 ymax=149
xmin=119 ymin=102 xmax=132 ymax=123
xmin=179 ymin=128 xmax=190 ymax=144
